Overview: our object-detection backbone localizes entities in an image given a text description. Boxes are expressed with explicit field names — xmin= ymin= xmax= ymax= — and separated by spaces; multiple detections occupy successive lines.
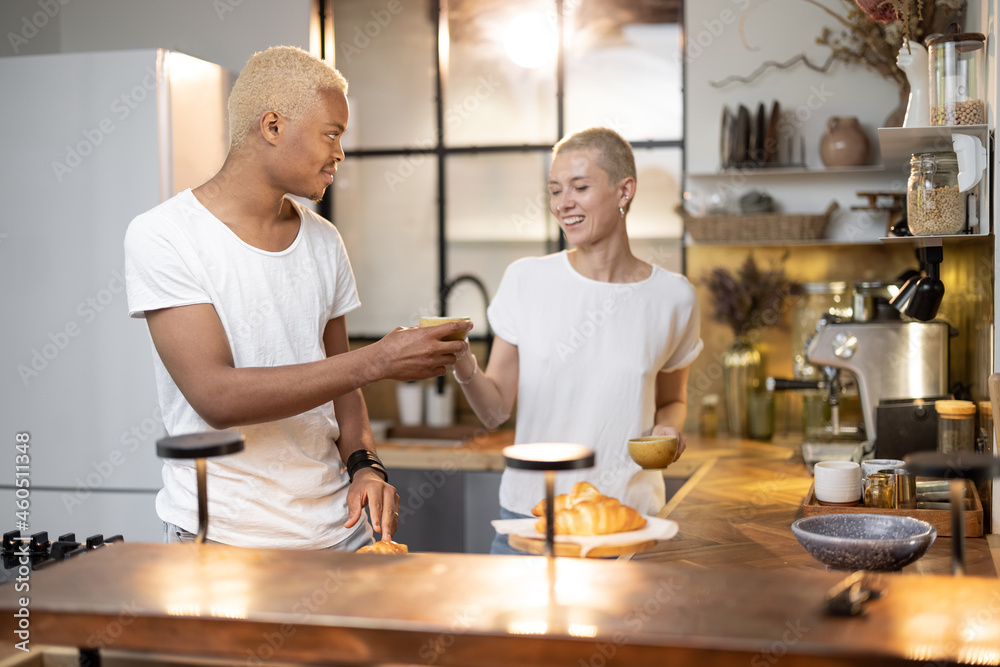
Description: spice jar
xmin=907 ymin=152 xmax=965 ymax=235
xmin=936 ymin=399 xmax=977 ymax=453
xmin=928 ymin=31 xmax=986 ymax=126
xmin=864 ymin=473 xmax=896 ymax=509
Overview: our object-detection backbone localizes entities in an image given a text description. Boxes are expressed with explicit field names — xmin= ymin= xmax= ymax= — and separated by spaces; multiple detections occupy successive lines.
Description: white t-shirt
xmin=488 ymin=252 xmax=703 ymax=517
xmin=124 ymin=189 xmax=364 ymax=549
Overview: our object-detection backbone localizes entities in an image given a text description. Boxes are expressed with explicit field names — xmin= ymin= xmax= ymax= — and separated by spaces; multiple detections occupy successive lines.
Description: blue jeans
xmin=162 ymin=521 xmax=373 ymax=551
xmin=490 ymin=507 xmax=533 ymax=555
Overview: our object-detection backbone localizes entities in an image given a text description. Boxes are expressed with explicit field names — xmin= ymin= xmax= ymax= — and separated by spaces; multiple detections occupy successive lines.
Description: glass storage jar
xmin=928 ymin=32 xmax=986 ymax=126
xmin=792 ymin=282 xmax=850 ymax=379
xmin=936 ymin=399 xmax=976 ymax=453
xmin=907 ymin=152 xmax=965 ymax=236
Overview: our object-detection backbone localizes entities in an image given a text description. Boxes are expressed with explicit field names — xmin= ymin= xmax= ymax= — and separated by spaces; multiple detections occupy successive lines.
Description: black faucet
xmin=437 ymin=274 xmax=493 ymax=394
xmin=439 ymin=273 xmax=494 ymax=353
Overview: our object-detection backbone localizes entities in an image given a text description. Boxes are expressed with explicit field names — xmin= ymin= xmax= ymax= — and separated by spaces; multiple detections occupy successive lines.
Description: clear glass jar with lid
xmin=907 ymin=152 xmax=965 ymax=236
xmin=936 ymin=399 xmax=977 ymax=453
xmin=928 ymin=31 xmax=986 ymax=126
xmin=792 ymin=282 xmax=850 ymax=380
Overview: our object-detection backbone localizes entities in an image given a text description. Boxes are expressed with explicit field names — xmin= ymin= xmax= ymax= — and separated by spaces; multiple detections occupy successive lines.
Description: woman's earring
xmin=619 ymin=206 xmax=625 ymax=217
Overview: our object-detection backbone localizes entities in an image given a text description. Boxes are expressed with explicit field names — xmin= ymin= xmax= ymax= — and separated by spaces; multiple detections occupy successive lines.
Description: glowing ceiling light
xmin=503 ymin=12 xmax=557 ymax=69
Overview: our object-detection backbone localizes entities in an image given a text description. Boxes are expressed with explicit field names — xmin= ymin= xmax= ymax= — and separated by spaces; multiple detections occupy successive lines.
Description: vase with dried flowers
xmin=726 ymin=0 xmax=966 ymax=126
xmin=704 ymin=254 xmax=796 ymax=437
xmin=814 ymin=0 xmax=966 ymax=126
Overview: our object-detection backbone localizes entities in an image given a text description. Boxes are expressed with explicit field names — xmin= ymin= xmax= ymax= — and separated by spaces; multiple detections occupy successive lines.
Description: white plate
xmin=492 ymin=516 xmax=680 ymax=557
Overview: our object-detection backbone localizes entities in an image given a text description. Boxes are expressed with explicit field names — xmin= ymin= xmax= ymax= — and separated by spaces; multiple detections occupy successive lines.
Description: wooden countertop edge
xmin=376 ymin=429 xmax=708 ymax=479
xmin=375 ymin=429 xmax=513 ymax=471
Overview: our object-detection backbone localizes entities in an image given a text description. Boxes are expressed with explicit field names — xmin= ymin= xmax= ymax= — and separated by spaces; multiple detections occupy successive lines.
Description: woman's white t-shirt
xmin=488 ymin=252 xmax=703 ymax=516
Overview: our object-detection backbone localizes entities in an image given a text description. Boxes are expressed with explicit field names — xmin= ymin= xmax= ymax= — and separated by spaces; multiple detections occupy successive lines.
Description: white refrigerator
xmin=0 ymin=49 xmax=230 ymax=543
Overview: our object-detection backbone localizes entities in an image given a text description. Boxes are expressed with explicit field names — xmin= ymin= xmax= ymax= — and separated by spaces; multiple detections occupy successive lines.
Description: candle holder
xmin=156 ymin=432 xmax=245 ymax=544
xmin=502 ymin=443 xmax=595 ymax=558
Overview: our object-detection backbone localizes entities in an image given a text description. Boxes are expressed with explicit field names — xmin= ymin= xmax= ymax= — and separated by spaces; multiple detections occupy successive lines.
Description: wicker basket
xmin=680 ymin=202 xmax=838 ymax=243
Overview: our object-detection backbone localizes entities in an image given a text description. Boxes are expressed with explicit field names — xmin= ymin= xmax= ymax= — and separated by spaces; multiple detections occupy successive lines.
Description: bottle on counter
xmin=699 ymin=393 xmax=719 ymax=438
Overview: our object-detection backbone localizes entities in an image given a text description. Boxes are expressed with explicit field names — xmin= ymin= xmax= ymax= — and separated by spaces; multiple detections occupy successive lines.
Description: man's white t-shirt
xmin=488 ymin=252 xmax=703 ymax=517
xmin=124 ymin=189 xmax=365 ymax=549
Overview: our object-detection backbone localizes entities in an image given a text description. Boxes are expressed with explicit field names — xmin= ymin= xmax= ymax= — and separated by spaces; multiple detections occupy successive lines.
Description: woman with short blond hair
xmin=453 ymin=127 xmax=703 ymax=554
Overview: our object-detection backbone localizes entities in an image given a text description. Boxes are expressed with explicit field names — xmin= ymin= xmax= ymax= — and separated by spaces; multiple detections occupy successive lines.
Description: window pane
xmin=565 ymin=9 xmax=682 ymax=141
xmin=445 ymin=241 xmax=550 ymax=334
xmin=334 ymin=0 xmax=436 ymax=150
xmin=628 ymin=147 xmax=683 ymax=238
xmin=446 ymin=0 xmax=558 ymax=145
xmin=333 ymin=156 xmax=438 ymax=336
xmin=446 ymin=152 xmax=555 ymax=241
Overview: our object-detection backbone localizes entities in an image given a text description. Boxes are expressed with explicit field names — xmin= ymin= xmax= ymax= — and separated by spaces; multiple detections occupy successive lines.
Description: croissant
xmin=535 ymin=497 xmax=647 ymax=536
xmin=356 ymin=540 xmax=409 ymax=555
xmin=531 ymin=481 xmax=601 ymax=517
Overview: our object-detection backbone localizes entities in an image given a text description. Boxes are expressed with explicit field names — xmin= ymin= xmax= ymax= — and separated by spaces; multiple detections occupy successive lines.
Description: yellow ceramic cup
xmin=418 ymin=316 xmax=471 ymax=341
xmin=627 ymin=436 xmax=679 ymax=470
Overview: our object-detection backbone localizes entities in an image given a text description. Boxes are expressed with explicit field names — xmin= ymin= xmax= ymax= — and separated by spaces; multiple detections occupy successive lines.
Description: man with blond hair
xmin=124 ymin=46 xmax=469 ymax=550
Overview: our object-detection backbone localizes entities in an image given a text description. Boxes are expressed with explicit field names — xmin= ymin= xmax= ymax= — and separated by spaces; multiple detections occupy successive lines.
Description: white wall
xmin=0 ymin=0 xmax=312 ymax=72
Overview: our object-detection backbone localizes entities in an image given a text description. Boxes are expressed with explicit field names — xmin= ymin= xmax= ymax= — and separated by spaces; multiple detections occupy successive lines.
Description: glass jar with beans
xmin=928 ymin=32 xmax=986 ymax=126
xmin=907 ymin=152 xmax=965 ymax=236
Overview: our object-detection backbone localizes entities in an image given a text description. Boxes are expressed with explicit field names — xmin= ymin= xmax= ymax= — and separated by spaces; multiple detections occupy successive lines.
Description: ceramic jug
xmin=819 ymin=117 xmax=869 ymax=167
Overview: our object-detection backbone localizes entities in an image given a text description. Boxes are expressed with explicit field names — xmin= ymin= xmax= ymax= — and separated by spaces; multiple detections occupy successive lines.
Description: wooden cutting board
xmin=507 ymin=534 xmax=657 ymax=558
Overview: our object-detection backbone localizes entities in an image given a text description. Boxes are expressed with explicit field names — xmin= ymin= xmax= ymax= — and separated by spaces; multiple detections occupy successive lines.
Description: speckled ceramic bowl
xmin=791 ymin=514 xmax=936 ymax=571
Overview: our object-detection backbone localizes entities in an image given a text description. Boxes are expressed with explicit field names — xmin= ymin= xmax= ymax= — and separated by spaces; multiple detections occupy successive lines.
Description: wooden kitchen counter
xmin=3 ymin=542 xmax=1000 ymax=666
xmin=633 ymin=435 xmax=1000 ymax=577
xmin=376 ymin=427 xmax=513 ymax=472
xmin=376 ymin=428 xmax=704 ymax=478
xmin=379 ymin=430 xmax=998 ymax=575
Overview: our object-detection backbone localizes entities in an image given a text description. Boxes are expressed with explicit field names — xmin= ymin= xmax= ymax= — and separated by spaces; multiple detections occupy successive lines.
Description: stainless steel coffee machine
xmin=805 ymin=319 xmax=949 ymax=447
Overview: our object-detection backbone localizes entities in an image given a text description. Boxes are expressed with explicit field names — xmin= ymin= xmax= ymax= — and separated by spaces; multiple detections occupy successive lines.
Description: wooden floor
xmin=631 ymin=436 xmax=999 ymax=576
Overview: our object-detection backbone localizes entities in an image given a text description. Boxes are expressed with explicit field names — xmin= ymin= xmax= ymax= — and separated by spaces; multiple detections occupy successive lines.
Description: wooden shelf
xmin=876 ymin=124 xmax=988 ymax=171
xmin=685 ymin=237 xmax=887 ymax=247
xmin=687 ymin=165 xmax=885 ymax=177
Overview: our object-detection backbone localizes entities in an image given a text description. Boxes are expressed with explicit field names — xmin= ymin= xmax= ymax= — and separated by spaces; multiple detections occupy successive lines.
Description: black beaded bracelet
xmin=346 ymin=449 xmax=389 ymax=483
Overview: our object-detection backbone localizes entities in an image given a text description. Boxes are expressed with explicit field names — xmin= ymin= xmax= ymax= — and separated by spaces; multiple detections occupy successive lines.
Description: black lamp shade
xmin=889 ymin=275 xmax=944 ymax=322
xmin=502 ymin=443 xmax=595 ymax=471
xmin=906 ymin=277 xmax=945 ymax=321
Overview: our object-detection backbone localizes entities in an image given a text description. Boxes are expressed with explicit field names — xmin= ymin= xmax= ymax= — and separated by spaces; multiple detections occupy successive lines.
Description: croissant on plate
xmin=532 ymin=482 xmax=647 ymax=536
xmin=356 ymin=540 xmax=409 ymax=555
xmin=531 ymin=481 xmax=602 ymax=517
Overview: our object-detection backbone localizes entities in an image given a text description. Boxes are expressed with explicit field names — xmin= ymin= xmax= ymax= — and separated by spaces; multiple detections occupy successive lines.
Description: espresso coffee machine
xmin=805 ymin=319 xmax=950 ymax=452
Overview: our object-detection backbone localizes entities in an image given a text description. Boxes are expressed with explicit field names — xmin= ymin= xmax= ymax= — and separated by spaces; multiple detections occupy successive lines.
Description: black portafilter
xmin=766 ymin=378 xmax=829 ymax=392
